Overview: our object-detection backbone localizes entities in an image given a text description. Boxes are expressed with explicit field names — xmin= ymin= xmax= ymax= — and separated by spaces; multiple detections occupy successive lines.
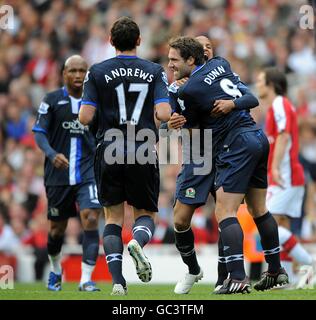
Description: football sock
xmin=80 ymin=230 xmax=99 ymax=284
xmin=132 ymin=215 xmax=155 ymax=248
xmin=103 ymin=224 xmax=126 ymax=287
xmin=254 ymin=212 xmax=281 ymax=273
xmin=47 ymin=234 xmax=63 ymax=274
xmin=174 ymin=226 xmax=200 ymax=275
xmin=278 ymin=226 xmax=313 ymax=265
xmin=216 ymin=230 xmax=228 ymax=286
xmin=219 ymin=217 xmax=245 ymax=280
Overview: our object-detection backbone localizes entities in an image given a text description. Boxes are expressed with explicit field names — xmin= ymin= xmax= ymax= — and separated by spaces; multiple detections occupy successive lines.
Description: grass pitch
xmin=0 ymin=282 xmax=316 ymax=300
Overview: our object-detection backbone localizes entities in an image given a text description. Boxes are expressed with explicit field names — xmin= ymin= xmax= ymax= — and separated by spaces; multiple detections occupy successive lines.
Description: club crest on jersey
xmin=185 ymin=187 xmax=196 ymax=198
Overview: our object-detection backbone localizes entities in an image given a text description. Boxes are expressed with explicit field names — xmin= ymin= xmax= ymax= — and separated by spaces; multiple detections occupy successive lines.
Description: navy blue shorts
xmin=214 ymin=128 xmax=269 ymax=194
xmin=94 ymin=143 xmax=159 ymax=212
xmin=46 ymin=179 xmax=101 ymax=221
xmin=175 ymin=162 xmax=215 ymax=207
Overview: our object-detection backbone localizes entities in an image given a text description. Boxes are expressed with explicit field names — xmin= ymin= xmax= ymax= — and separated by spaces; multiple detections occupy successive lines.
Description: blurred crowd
xmin=1 ymin=0 xmax=316 ymax=278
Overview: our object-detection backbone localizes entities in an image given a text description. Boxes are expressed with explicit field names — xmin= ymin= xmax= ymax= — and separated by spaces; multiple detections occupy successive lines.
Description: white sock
xmin=48 ymin=253 xmax=62 ymax=274
xmin=80 ymin=262 xmax=95 ymax=285
xmin=278 ymin=226 xmax=313 ymax=265
xmin=290 ymin=244 xmax=313 ymax=265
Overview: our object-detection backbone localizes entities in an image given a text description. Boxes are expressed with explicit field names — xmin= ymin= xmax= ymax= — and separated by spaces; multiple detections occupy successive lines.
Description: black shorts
xmin=175 ymin=162 xmax=215 ymax=208
xmin=94 ymin=144 xmax=159 ymax=212
xmin=46 ymin=180 xmax=101 ymax=221
xmin=214 ymin=128 xmax=269 ymax=193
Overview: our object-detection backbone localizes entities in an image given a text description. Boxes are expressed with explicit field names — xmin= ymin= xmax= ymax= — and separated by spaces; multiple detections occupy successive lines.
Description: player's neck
xmin=116 ymin=49 xmax=137 ymax=57
xmin=267 ymin=92 xmax=278 ymax=105
xmin=67 ymin=87 xmax=82 ymax=99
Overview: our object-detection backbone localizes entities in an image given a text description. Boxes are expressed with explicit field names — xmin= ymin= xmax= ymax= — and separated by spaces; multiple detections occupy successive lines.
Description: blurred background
xmin=0 ymin=0 xmax=316 ymax=284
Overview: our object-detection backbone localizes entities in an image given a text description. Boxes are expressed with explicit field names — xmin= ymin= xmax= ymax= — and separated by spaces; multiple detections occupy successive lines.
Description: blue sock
xmin=219 ymin=217 xmax=246 ymax=280
xmin=103 ymin=224 xmax=126 ymax=287
xmin=132 ymin=215 xmax=155 ymax=248
xmin=82 ymin=230 xmax=99 ymax=266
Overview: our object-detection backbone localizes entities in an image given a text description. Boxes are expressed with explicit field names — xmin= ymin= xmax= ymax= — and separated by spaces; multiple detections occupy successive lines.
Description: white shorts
xmin=266 ymin=185 xmax=305 ymax=218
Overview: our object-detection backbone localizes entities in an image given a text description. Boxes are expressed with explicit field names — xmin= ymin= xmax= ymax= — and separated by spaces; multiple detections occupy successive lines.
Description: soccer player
xmin=166 ymin=36 xmax=259 ymax=294
xmin=32 ymin=55 xmax=102 ymax=292
xmin=79 ymin=17 xmax=171 ymax=296
xmin=168 ymin=37 xmax=288 ymax=294
xmin=256 ymin=67 xmax=315 ymax=288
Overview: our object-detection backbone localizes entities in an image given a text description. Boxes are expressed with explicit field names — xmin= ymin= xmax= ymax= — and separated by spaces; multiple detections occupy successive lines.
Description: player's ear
xmin=136 ymin=36 xmax=141 ymax=47
xmin=187 ymin=56 xmax=195 ymax=66
xmin=109 ymin=35 xmax=114 ymax=47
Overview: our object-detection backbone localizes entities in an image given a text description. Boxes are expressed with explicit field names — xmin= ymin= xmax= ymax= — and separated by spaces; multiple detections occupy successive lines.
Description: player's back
xmin=179 ymin=56 xmax=256 ymax=147
xmin=86 ymin=55 xmax=166 ymax=144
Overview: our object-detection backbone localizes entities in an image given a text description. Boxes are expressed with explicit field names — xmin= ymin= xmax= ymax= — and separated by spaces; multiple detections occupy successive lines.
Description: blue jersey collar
xmin=116 ymin=55 xmax=138 ymax=59
xmin=62 ymin=86 xmax=69 ymax=97
xmin=191 ymin=64 xmax=206 ymax=76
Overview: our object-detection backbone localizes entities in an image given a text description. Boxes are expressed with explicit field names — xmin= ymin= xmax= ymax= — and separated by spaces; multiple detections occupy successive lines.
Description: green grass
xmin=0 ymin=282 xmax=316 ymax=300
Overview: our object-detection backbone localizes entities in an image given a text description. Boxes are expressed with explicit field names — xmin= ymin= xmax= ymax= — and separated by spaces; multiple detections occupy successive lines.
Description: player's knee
xmin=246 ymin=203 xmax=267 ymax=218
xmin=50 ymin=225 xmax=66 ymax=238
xmin=174 ymin=219 xmax=191 ymax=232
xmin=81 ymin=209 xmax=99 ymax=229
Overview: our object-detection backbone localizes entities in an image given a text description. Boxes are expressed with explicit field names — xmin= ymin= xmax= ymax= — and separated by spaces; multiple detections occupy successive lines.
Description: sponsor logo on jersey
xmin=62 ymin=119 xmax=89 ymax=134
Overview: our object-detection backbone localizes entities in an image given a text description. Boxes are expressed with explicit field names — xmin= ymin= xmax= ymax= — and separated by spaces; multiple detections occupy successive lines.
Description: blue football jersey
xmin=176 ymin=56 xmax=257 ymax=149
xmin=32 ymin=87 xmax=96 ymax=186
xmin=82 ymin=55 xmax=169 ymax=145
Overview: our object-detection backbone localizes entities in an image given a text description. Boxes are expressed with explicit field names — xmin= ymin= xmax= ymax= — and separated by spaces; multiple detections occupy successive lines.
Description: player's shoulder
xmin=272 ymin=95 xmax=294 ymax=113
xmin=44 ymin=87 xmax=67 ymax=104
xmin=207 ymin=56 xmax=231 ymax=69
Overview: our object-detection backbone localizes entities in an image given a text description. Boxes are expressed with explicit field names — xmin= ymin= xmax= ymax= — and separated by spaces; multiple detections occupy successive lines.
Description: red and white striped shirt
xmin=265 ymin=96 xmax=305 ymax=186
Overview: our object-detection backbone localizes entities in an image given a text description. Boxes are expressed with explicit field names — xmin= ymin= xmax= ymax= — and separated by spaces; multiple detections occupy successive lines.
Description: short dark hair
xmin=110 ymin=17 xmax=140 ymax=51
xmin=169 ymin=36 xmax=204 ymax=66
xmin=264 ymin=67 xmax=288 ymax=96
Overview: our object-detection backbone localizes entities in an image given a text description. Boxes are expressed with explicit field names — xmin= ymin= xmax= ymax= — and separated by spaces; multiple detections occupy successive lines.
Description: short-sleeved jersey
xmin=265 ymin=96 xmax=304 ymax=186
xmin=175 ymin=56 xmax=257 ymax=153
xmin=32 ymin=87 xmax=96 ymax=186
xmin=82 ymin=55 xmax=169 ymax=145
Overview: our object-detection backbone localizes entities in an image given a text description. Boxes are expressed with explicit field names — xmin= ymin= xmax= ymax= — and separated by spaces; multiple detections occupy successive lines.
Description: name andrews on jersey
xmin=104 ymin=68 xmax=154 ymax=83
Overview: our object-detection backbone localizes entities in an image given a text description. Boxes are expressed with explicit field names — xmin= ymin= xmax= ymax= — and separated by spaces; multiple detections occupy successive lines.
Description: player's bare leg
xmin=127 ymin=208 xmax=156 ymax=283
xmin=103 ymin=203 xmax=127 ymax=295
xmin=78 ymin=208 xmax=101 ymax=292
xmin=47 ymin=219 xmax=68 ymax=291
xmin=214 ymin=188 xmax=251 ymax=294
xmin=173 ymin=200 xmax=203 ymax=294
xmin=245 ymin=188 xmax=289 ymax=290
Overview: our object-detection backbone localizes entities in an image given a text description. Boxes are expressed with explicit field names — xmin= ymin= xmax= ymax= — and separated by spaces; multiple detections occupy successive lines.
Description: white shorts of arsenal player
xmin=266 ymin=185 xmax=305 ymax=218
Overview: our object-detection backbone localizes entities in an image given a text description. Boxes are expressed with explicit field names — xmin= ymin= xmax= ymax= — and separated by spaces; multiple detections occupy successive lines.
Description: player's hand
xmin=168 ymin=112 xmax=186 ymax=130
xmin=52 ymin=153 xmax=69 ymax=169
xmin=211 ymin=100 xmax=235 ymax=117
xmin=272 ymin=168 xmax=284 ymax=188
xmin=176 ymin=77 xmax=189 ymax=86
